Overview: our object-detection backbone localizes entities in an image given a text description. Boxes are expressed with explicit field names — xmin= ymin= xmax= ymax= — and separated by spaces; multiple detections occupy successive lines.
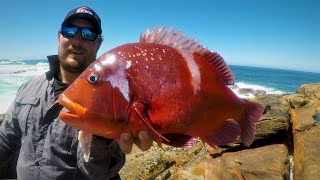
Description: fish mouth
xmin=58 ymin=94 xmax=85 ymax=119
xmin=58 ymin=94 xmax=118 ymax=138
xmin=58 ymin=94 xmax=106 ymax=121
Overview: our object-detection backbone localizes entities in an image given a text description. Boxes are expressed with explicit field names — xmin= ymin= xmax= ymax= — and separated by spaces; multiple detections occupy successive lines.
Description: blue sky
xmin=1 ymin=0 xmax=319 ymax=72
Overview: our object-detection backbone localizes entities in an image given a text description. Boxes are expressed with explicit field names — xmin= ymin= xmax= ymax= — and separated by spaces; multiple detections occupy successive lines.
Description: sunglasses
xmin=60 ymin=25 xmax=99 ymax=41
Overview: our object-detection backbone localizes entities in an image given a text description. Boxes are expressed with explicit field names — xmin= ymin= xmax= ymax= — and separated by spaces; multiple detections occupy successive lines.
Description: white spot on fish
xmin=126 ymin=60 xmax=132 ymax=69
xmin=101 ymin=54 xmax=116 ymax=66
xmin=94 ymin=63 xmax=102 ymax=71
xmin=178 ymin=49 xmax=201 ymax=94
xmin=104 ymin=64 xmax=130 ymax=102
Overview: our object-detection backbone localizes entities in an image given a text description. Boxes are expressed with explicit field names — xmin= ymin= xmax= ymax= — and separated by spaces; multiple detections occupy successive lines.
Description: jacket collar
xmin=46 ymin=55 xmax=60 ymax=82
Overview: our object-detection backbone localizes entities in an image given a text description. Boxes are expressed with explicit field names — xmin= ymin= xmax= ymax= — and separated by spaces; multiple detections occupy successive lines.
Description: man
xmin=0 ymin=6 xmax=153 ymax=179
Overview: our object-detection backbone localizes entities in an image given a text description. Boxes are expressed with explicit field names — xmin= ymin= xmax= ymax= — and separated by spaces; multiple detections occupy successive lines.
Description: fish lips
xmin=58 ymin=93 xmax=83 ymax=122
xmin=58 ymin=93 xmax=107 ymax=122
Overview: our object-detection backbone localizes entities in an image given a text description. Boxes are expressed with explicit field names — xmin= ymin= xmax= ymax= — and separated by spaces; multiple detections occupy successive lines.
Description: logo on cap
xmin=76 ymin=7 xmax=93 ymax=15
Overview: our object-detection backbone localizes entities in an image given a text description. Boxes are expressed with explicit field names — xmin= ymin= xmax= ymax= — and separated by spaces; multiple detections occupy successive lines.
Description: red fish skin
xmin=59 ymin=42 xmax=262 ymax=146
xmin=115 ymin=44 xmax=243 ymax=134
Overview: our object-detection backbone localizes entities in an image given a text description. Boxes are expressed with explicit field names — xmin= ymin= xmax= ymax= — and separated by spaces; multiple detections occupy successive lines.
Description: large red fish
xmin=58 ymin=25 xmax=264 ymax=151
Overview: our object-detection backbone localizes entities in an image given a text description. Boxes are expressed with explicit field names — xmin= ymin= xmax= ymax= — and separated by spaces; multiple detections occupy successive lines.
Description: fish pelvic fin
xmin=201 ymin=119 xmax=240 ymax=148
xmin=162 ymin=134 xmax=198 ymax=147
xmin=139 ymin=24 xmax=235 ymax=85
xmin=78 ymin=131 xmax=93 ymax=162
xmin=240 ymin=100 xmax=264 ymax=147
xmin=132 ymin=101 xmax=169 ymax=144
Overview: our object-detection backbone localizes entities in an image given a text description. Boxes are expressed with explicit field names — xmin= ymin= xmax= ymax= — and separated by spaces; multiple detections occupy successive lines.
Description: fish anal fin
xmin=162 ymin=133 xmax=198 ymax=147
xmin=241 ymin=100 xmax=264 ymax=147
xmin=132 ymin=101 xmax=169 ymax=144
xmin=139 ymin=25 xmax=235 ymax=85
xmin=201 ymin=119 xmax=240 ymax=148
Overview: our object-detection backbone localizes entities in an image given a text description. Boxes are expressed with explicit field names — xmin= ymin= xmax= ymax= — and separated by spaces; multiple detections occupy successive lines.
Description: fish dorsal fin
xmin=140 ymin=25 xmax=235 ymax=85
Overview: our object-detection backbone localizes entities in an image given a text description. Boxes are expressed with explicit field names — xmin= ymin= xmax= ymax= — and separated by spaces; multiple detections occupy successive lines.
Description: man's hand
xmin=116 ymin=130 xmax=153 ymax=154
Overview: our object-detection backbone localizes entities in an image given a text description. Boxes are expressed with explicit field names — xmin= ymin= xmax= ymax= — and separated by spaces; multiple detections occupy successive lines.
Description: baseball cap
xmin=61 ymin=6 xmax=102 ymax=35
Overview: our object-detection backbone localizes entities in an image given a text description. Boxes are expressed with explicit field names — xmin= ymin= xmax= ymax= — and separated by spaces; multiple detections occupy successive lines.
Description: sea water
xmin=0 ymin=59 xmax=49 ymax=113
xmin=0 ymin=59 xmax=319 ymax=114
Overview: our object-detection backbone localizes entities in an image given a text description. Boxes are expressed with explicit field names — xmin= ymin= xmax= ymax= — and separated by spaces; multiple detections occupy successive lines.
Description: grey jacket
xmin=0 ymin=55 xmax=125 ymax=180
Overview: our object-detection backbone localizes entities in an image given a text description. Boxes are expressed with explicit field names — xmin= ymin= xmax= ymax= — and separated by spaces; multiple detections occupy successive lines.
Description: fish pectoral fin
xmin=132 ymin=101 xmax=169 ymax=143
xmin=201 ymin=119 xmax=240 ymax=147
xmin=162 ymin=133 xmax=198 ymax=147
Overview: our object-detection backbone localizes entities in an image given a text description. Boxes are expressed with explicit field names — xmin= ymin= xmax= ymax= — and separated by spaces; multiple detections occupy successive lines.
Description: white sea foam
xmin=230 ymin=81 xmax=285 ymax=99
xmin=0 ymin=61 xmax=49 ymax=114
xmin=0 ymin=91 xmax=16 ymax=114
xmin=0 ymin=63 xmax=49 ymax=75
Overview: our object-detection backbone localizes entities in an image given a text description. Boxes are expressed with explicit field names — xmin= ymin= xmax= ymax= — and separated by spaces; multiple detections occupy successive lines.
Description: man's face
xmin=58 ymin=18 xmax=101 ymax=73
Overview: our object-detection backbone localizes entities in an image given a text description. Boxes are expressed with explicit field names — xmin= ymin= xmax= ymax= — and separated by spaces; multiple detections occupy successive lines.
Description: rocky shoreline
xmin=0 ymin=83 xmax=319 ymax=179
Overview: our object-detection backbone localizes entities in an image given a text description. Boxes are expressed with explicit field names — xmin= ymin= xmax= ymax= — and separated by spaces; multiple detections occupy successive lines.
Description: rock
xmin=238 ymin=88 xmax=253 ymax=95
xmin=296 ymin=83 xmax=320 ymax=98
xmin=293 ymin=125 xmax=320 ymax=180
xmin=207 ymin=144 xmax=289 ymax=179
xmin=291 ymin=107 xmax=316 ymax=133
xmin=170 ymin=144 xmax=289 ymax=179
xmin=121 ymin=143 xmax=290 ymax=180
xmin=119 ymin=142 xmax=204 ymax=179
xmin=284 ymin=94 xmax=311 ymax=109
xmin=253 ymin=89 xmax=266 ymax=96
xmin=253 ymin=94 xmax=290 ymax=140
xmin=285 ymin=87 xmax=319 ymax=133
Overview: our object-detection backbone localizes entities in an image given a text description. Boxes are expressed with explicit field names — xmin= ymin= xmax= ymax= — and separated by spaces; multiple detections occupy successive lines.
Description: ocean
xmin=0 ymin=59 xmax=320 ymax=114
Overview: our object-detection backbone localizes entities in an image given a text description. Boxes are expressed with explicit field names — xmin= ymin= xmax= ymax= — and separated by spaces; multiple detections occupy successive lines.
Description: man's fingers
xmin=118 ymin=132 xmax=133 ymax=154
xmin=134 ymin=130 xmax=153 ymax=151
xmin=117 ymin=131 xmax=153 ymax=154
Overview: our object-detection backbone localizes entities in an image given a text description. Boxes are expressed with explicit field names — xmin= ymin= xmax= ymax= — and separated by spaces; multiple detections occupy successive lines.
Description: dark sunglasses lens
xmin=82 ymin=28 xmax=98 ymax=41
xmin=61 ymin=26 xmax=78 ymax=37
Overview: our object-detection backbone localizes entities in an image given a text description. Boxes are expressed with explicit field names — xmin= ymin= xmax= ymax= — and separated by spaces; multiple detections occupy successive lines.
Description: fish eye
xmin=87 ymin=73 xmax=99 ymax=84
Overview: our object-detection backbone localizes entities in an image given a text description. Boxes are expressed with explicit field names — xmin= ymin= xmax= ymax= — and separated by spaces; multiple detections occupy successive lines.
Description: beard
xmin=58 ymin=47 xmax=95 ymax=74
xmin=59 ymin=56 xmax=89 ymax=73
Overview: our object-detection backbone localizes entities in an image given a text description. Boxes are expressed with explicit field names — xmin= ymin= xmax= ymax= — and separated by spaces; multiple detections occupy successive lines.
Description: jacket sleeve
xmin=76 ymin=136 xmax=125 ymax=179
xmin=0 ymin=100 xmax=22 ymax=165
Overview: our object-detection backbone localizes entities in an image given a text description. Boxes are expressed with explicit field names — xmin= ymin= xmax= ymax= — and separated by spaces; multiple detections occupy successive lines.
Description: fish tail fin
xmin=240 ymin=99 xmax=264 ymax=147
